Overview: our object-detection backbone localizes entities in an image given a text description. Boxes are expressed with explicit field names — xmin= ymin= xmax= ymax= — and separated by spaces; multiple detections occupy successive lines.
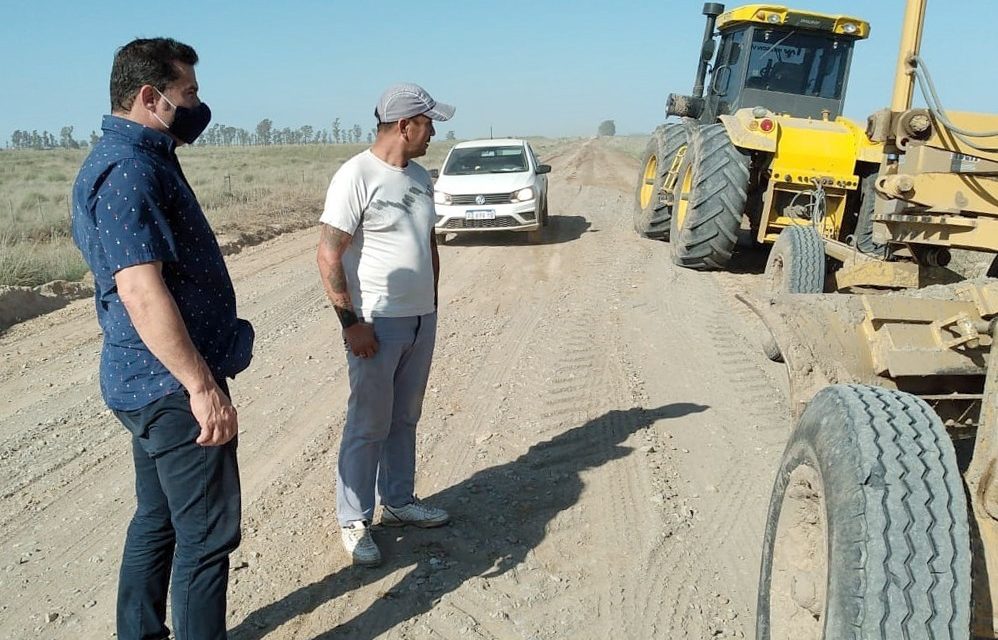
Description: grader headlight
xmin=755 ymin=11 xmax=782 ymax=24
xmin=841 ymin=22 xmax=858 ymax=34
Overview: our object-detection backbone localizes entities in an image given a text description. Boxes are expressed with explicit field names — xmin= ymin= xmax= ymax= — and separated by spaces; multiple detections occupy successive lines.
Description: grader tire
xmin=633 ymin=123 xmax=687 ymax=240
xmin=765 ymin=225 xmax=825 ymax=294
xmin=757 ymin=384 xmax=971 ymax=640
xmin=670 ymin=123 xmax=749 ymax=270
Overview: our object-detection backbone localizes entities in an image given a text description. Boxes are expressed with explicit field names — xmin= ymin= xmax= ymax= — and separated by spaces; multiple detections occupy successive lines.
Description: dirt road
xmin=0 ymin=138 xmax=792 ymax=639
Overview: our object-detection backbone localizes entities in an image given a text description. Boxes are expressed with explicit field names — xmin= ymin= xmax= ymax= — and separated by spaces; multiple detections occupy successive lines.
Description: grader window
xmin=711 ymin=29 xmax=747 ymax=101
xmin=745 ymin=30 xmax=852 ymax=99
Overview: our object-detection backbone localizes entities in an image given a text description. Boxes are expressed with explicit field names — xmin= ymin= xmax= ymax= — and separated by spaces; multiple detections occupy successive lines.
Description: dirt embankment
xmin=0 ymin=138 xmax=788 ymax=639
xmin=0 ymin=215 xmax=320 ymax=333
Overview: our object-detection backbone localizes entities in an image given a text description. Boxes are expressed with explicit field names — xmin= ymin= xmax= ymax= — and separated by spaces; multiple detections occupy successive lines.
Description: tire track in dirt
xmin=620 ymin=261 xmax=789 ymax=638
xmin=419 ymin=238 xmax=650 ymax=638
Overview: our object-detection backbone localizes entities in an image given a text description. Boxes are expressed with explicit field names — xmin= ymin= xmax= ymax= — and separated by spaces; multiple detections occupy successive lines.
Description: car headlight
xmin=434 ymin=191 xmax=452 ymax=205
xmin=511 ymin=187 xmax=535 ymax=202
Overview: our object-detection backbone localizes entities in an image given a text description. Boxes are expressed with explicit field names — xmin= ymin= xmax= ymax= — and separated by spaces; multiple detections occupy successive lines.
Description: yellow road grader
xmin=633 ymin=3 xmax=881 ymax=271
xmin=682 ymin=2 xmax=998 ymax=639
xmin=635 ymin=2 xmax=998 ymax=638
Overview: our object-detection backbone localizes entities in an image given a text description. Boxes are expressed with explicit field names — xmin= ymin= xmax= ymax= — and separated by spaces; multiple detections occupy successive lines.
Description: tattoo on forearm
xmin=328 ymin=268 xmax=348 ymax=295
xmin=320 ymin=225 xmax=353 ymax=297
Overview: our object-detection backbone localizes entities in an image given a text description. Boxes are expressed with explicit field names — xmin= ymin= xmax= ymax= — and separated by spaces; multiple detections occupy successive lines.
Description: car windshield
xmin=744 ymin=29 xmax=852 ymax=99
xmin=443 ymin=146 xmax=529 ymax=175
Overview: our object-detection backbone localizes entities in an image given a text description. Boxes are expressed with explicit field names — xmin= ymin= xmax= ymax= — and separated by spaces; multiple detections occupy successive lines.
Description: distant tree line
xmin=8 ymin=119 xmax=460 ymax=150
xmin=8 ymin=126 xmax=92 ymax=150
xmin=222 ymin=118 xmax=375 ymax=147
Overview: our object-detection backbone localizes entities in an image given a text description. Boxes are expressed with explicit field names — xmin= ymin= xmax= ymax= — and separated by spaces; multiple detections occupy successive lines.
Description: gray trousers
xmin=336 ymin=312 xmax=437 ymax=526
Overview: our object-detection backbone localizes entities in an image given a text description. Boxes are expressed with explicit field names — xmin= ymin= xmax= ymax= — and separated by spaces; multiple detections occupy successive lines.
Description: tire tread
xmin=671 ymin=123 xmax=750 ymax=270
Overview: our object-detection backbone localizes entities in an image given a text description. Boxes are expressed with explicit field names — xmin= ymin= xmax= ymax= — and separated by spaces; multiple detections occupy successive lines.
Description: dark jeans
xmin=113 ymin=387 xmax=241 ymax=640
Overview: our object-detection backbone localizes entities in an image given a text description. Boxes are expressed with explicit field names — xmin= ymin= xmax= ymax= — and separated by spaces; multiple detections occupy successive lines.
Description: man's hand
xmin=190 ymin=383 xmax=239 ymax=446
xmin=116 ymin=261 xmax=238 ymax=447
xmin=344 ymin=322 xmax=379 ymax=358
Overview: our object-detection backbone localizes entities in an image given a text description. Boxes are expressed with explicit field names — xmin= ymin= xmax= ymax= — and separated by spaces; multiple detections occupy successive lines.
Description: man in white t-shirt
xmin=317 ymin=83 xmax=454 ymax=566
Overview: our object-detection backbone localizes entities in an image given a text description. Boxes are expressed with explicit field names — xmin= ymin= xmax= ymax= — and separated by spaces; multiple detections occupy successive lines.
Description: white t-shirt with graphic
xmin=319 ymin=149 xmax=436 ymax=319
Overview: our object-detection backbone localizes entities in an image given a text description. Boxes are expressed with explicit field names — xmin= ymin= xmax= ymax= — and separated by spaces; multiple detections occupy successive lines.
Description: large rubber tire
xmin=765 ymin=225 xmax=826 ymax=294
xmin=633 ymin=123 xmax=687 ymax=240
xmin=855 ymin=172 xmax=887 ymax=257
xmin=670 ymin=123 xmax=750 ymax=270
xmin=757 ymin=384 xmax=971 ymax=640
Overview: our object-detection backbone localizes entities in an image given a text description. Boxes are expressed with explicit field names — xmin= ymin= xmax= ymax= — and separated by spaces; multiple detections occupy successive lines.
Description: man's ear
xmin=397 ymin=117 xmax=411 ymax=138
xmin=137 ymin=85 xmax=159 ymax=111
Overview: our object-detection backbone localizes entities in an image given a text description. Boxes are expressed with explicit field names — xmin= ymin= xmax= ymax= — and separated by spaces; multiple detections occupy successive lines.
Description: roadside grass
xmin=0 ymin=137 xmax=567 ymax=287
xmin=0 ymin=232 xmax=89 ymax=287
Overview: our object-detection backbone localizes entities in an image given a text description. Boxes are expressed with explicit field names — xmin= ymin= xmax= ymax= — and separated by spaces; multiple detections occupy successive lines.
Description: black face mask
xmin=169 ymin=102 xmax=212 ymax=144
xmin=155 ymin=90 xmax=212 ymax=144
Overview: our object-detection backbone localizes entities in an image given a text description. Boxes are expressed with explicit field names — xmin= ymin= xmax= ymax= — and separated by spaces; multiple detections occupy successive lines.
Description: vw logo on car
xmin=475 ymin=194 xmax=487 ymax=205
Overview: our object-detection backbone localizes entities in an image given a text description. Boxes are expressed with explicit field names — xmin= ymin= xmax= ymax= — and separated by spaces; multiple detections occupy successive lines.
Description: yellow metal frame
xmin=717 ymin=4 xmax=870 ymax=38
xmin=661 ymin=144 xmax=687 ymax=204
xmin=718 ymin=108 xmax=883 ymax=245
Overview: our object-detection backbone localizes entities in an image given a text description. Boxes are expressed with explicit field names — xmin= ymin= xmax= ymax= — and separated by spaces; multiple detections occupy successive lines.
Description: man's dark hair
xmin=374 ymin=108 xmax=396 ymax=133
xmin=110 ymin=38 xmax=198 ymax=112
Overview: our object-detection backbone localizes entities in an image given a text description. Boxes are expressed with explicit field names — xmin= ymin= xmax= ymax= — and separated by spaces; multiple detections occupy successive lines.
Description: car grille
xmin=450 ymin=193 xmax=512 ymax=205
xmin=441 ymin=217 xmax=522 ymax=229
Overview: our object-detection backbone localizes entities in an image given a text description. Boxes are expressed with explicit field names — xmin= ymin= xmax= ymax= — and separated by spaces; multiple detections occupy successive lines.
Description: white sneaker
xmin=381 ymin=500 xmax=450 ymax=528
xmin=340 ymin=520 xmax=381 ymax=566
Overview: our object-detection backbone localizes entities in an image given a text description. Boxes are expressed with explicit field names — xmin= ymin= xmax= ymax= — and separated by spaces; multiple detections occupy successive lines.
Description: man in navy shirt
xmin=71 ymin=38 xmax=253 ymax=640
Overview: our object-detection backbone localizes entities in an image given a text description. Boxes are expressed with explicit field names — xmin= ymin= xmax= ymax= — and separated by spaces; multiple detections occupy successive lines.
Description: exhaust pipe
xmin=692 ymin=3 xmax=725 ymax=98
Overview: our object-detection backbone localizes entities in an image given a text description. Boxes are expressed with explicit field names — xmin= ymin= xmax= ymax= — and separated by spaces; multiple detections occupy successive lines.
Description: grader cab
xmin=633 ymin=3 xmax=881 ymax=270
xmin=746 ymin=1 xmax=998 ymax=638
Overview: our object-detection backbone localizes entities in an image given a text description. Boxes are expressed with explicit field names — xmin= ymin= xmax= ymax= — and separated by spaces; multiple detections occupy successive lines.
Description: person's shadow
xmin=230 ymin=402 xmax=708 ymax=639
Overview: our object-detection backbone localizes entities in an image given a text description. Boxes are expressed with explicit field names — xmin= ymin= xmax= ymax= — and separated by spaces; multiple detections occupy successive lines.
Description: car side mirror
xmin=536 ymin=164 xmax=551 ymax=174
xmin=429 ymin=169 xmax=439 ymax=179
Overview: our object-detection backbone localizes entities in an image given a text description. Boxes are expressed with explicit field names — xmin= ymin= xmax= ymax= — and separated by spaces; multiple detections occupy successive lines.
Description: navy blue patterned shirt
xmin=71 ymin=115 xmax=254 ymax=411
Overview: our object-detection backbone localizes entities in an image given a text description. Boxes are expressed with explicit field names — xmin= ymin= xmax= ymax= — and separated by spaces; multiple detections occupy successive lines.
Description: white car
xmin=432 ymin=139 xmax=551 ymax=242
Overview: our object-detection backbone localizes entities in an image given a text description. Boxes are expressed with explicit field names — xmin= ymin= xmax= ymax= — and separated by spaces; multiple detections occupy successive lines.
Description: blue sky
xmin=1 ymin=1 xmax=992 ymax=141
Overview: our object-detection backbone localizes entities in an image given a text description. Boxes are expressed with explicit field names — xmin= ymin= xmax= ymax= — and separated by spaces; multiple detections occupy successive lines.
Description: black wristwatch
xmin=335 ymin=306 xmax=359 ymax=329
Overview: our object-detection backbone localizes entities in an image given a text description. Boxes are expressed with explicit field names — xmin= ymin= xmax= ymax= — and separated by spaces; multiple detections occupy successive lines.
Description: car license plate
xmin=465 ymin=209 xmax=496 ymax=220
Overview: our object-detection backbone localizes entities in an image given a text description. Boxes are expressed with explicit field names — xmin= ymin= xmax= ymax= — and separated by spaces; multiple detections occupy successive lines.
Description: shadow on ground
xmin=230 ymin=402 xmax=709 ymax=639
xmin=439 ymin=214 xmax=591 ymax=248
